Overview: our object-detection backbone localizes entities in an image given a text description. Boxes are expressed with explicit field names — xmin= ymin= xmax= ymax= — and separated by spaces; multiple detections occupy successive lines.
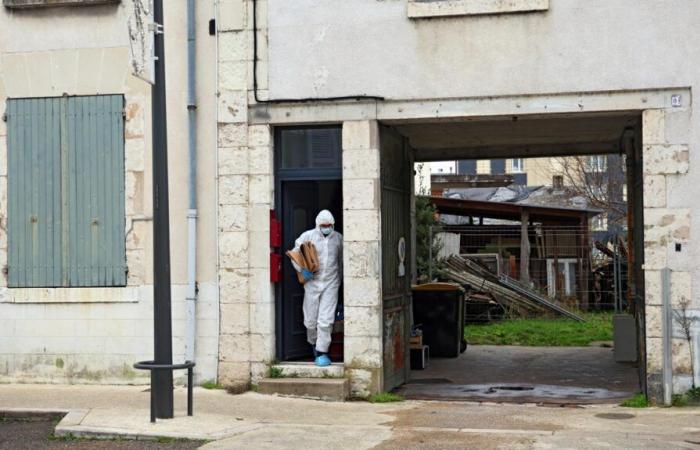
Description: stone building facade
xmin=1 ymin=0 xmax=698 ymax=401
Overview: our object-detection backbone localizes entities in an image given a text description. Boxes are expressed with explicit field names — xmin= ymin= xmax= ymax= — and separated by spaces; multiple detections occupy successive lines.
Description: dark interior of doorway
xmin=278 ymin=180 xmax=343 ymax=361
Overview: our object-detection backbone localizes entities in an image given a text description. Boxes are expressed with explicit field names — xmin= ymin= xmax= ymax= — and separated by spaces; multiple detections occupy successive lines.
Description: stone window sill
xmin=3 ymin=0 xmax=119 ymax=9
xmin=0 ymin=286 xmax=140 ymax=304
xmin=407 ymin=0 xmax=549 ymax=19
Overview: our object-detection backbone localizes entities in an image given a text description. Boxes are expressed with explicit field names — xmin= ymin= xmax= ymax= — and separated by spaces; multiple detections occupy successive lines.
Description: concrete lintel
xmin=415 ymin=141 xmax=619 ymax=162
xmin=249 ymin=88 xmax=690 ymax=125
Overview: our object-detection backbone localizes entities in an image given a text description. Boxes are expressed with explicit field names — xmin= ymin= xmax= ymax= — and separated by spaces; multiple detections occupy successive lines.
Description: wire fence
xmin=430 ymin=224 xmax=629 ymax=313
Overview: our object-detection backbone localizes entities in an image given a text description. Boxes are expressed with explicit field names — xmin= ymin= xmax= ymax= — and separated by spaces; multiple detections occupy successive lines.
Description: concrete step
xmin=258 ymin=377 xmax=350 ymax=401
xmin=271 ymin=362 xmax=344 ymax=378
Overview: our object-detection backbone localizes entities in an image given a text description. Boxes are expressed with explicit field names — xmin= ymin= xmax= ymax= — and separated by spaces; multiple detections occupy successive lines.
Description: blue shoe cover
xmin=315 ymin=354 xmax=331 ymax=367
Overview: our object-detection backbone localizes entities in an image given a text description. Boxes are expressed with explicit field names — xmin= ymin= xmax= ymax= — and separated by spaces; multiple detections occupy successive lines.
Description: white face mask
xmin=320 ymin=226 xmax=333 ymax=236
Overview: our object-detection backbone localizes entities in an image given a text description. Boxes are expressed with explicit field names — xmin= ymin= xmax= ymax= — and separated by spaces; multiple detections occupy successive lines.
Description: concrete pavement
xmin=1 ymin=384 xmax=700 ymax=449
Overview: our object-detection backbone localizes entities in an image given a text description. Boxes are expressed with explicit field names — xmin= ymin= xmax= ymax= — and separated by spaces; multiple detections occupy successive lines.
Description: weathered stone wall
xmin=0 ymin=0 xmax=220 ymax=384
xmin=216 ymin=0 xmax=276 ymax=388
xmin=642 ymin=106 xmax=698 ymax=399
xmin=342 ymin=120 xmax=383 ymax=397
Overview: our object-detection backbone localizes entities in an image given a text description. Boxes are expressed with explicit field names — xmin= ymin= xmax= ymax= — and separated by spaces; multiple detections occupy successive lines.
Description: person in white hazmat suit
xmin=292 ymin=210 xmax=343 ymax=367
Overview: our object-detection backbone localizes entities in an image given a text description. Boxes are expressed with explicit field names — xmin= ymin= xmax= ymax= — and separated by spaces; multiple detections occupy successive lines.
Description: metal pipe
xmin=185 ymin=0 xmax=198 ymax=365
xmin=662 ymin=267 xmax=673 ymax=406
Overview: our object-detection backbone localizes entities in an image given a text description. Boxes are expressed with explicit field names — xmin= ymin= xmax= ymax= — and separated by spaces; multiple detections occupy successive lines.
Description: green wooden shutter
xmin=7 ymin=95 xmax=126 ymax=287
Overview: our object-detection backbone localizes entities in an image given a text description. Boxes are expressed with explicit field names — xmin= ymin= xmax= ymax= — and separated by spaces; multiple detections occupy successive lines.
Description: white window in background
xmin=546 ymin=259 xmax=578 ymax=297
xmin=476 ymin=160 xmax=491 ymax=174
xmin=511 ymin=158 xmax=524 ymax=173
xmin=591 ymin=214 xmax=608 ymax=232
xmin=623 ymin=184 xmax=628 ymax=202
xmin=588 ymin=155 xmax=607 ymax=173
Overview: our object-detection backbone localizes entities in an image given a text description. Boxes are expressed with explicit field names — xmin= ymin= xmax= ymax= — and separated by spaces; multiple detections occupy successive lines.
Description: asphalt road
xmin=0 ymin=416 xmax=204 ymax=450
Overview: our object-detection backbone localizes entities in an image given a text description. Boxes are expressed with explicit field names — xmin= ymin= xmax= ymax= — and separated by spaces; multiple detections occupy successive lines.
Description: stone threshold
xmin=271 ymin=361 xmax=345 ymax=379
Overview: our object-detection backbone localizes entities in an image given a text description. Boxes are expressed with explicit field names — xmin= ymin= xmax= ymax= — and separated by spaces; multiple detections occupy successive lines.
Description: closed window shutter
xmin=7 ymin=95 xmax=126 ymax=287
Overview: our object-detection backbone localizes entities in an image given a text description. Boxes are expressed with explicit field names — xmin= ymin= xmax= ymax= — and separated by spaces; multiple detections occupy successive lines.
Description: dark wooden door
xmin=280 ymin=180 xmax=342 ymax=361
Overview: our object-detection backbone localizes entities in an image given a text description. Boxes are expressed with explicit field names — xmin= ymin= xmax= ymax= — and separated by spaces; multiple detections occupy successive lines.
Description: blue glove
xmin=301 ymin=269 xmax=313 ymax=281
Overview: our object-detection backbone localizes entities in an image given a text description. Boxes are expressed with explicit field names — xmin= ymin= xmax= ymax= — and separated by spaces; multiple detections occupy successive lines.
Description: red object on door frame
xmin=270 ymin=210 xmax=282 ymax=248
xmin=270 ymin=253 xmax=283 ymax=283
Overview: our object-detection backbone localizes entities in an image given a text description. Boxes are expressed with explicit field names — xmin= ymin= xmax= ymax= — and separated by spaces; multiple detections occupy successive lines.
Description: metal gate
xmin=380 ymin=126 xmax=412 ymax=391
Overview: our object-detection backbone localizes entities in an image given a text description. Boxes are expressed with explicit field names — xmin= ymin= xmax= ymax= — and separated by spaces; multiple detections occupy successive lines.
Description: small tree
xmin=674 ymin=298 xmax=697 ymax=389
xmin=416 ymin=196 xmax=443 ymax=283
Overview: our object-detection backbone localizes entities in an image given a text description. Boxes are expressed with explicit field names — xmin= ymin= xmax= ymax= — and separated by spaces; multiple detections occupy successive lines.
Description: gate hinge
xmin=2 ymin=113 xmax=6 ymax=122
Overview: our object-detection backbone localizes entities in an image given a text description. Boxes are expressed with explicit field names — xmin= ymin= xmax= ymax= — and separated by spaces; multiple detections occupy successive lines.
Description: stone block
xmin=219 ymin=333 xmax=250 ymax=362
xmin=643 ymin=241 xmax=667 ymax=271
xmin=643 ymin=145 xmax=689 ymax=175
xmin=344 ymin=241 xmax=380 ymax=278
xmin=249 ymin=301 xmax=274 ymax=336
xmin=343 ymin=209 xmax=380 ymax=242
xmin=219 ymin=268 xmax=250 ymax=304
xmin=248 ymin=204 xmax=270 ymax=232
xmin=642 ymin=109 xmax=665 ymax=145
xmin=218 ymin=90 xmax=247 ymax=123
xmin=0 ymin=137 xmax=6 ymax=176
xmin=248 ymin=145 xmax=273 ymax=175
xmin=258 ymin=378 xmax=350 ymax=401
xmin=644 ymin=208 xmax=690 ymax=244
xmin=126 ymin=249 xmax=145 ymax=286
xmin=219 ymin=175 xmax=249 ymax=205
xmin=248 ymin=125 xmax=272 ymax=147
xmin=672 ymin=339 xmax=693 ymax=375
xmin=342 ymin=121 xmax=378 ymax=150
xmin=344 ymin=306 xmax=382 ymax=338
xmin=346 ymin=368 xmax=381 ymax=398
xmin=249 ymin=174 xmax=272 ymax=204
xmin=645 ymin=305 xmax=662 ymax=339
xmin=219 ymin=204 xmax=248 ymax=232
xmin=220 ymin=302 xmax=250 ymax=335
xmin=343 ymin=179 xmax=379 ymax=210
xmin=218 ymin=147 xmax=249 ymax=176
xmin=219 ymin=61 xmax=248 ymax=91
xmin=670 ymin=271 xmax=692 ymax=307
xmin=248 ymin=230 xmax=270 ymax=269
xmin=249 ymin=333 xmax=275 ymax=362
xmin=124 ymin=171 xmax=144 ymax=216
xmin=344 ymin=277 xmax=381 ymax=307
xmin=644 ymin=270 xmax=692 ymax=308
xmin=218 ymin=123 xmax=248 ymax=148
xmin=218 ymin=31 xmax=247 ymax=62
xmin=124 ymin=139 xmax=145 ymax=172
xmin=124 ymin=96 xmax=145 ymax=139
xmin=643 ymin=175 xmax=665 ymax=208
xmin=218 ymin=361 xmax=251 ymax=386
xmin=344 ymin=336 xmax=382 ymax=368
xmin=248 ymin=268 xmax=273 ymax=305
xmin=219 ymin=231 xmax=249 ymax=269
xmin=645 ymin=270 xmax=662 ymax=306
xmin=250 ymin=362 xmax=269 ymax=381
xmin=646 ymin=337 xmax=662 ymax=372
xmin=343 ymin=148 xmax=379 ymax=179
xmin=218 ymin=0 xmax=246 ymax=32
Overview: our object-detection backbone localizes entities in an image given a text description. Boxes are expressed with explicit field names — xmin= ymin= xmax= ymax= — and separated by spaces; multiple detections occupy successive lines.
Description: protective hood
xmin=315 ymin=210 xmax=335 ymax=228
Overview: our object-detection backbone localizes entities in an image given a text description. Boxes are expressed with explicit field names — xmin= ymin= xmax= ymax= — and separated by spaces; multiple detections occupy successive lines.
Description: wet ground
xmin=0 ymin=414 xmax=203 ymax=450
xmin=397 ymin=345 xmax=639 ymax=403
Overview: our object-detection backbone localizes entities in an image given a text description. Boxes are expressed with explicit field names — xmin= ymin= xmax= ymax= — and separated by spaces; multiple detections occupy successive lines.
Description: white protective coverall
xmin=292 ymin=210 xmax=343 ymax=353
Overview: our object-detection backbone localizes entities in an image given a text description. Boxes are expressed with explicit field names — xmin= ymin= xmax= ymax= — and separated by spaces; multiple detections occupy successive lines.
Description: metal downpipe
xmin=185 ymin=0 xmax=198 ymax=365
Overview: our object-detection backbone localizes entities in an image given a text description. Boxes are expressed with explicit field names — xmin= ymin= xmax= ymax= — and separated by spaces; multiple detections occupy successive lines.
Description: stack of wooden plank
xmin=444 ymin=255 xmax=585 ymax=322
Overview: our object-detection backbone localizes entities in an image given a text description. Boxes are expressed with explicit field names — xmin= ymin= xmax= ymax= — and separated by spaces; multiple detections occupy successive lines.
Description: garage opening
xmin=380 ymin=113 xmax=646 ymax=404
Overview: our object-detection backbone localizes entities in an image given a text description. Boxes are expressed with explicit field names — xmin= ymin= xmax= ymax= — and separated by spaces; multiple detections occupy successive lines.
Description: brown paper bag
xmin=285 ymin=242 xmax=319 ymax=284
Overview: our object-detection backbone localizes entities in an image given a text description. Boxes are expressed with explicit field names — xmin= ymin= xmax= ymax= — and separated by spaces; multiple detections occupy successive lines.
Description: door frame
xmin=273 ymin=125 xmax=343 ymax=360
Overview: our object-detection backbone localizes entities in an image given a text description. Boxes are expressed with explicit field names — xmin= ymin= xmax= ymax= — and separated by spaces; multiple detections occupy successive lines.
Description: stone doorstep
xmin=272 ymin=362 xmax=345 ymax=379
xmin=258 ymin=378 xmax=350 ymax=402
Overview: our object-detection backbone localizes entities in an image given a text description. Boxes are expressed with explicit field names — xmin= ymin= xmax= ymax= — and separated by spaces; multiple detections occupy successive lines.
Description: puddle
xmin=400 ymin=383 xmax=634 ymax=402
xmin=595 ymin=413 xmax=636 ymax=420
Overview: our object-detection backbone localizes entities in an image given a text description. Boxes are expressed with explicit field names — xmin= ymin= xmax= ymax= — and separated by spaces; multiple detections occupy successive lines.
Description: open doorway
xmin=380 ymin=113 xmax=645 ymax=403
xmin=274 ymin=126 xmax=344 ymax=362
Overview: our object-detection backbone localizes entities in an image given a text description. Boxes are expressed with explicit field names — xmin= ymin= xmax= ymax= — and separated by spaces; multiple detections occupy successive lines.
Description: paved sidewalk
xmin=1 ymin=384 xmax=700 ymax=449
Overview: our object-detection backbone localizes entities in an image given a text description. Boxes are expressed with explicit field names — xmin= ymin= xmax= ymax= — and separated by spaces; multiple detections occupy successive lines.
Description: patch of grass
xmin=464 ymin=313 xmax=613 ymax=347
xmin=620 ymin=393 xmax=650 ymax=408
xmin=201 ymin=379 xmax=224 ymax=390
xmin=267 ymin=366 xmax=284 ymax=378
xmin=367 ymin=392 xmax=405 ymax=403
xmin=687 ymin=387 xmax=700 ymax=400
xmin=672 ymin=394 xmax=688 ymax=407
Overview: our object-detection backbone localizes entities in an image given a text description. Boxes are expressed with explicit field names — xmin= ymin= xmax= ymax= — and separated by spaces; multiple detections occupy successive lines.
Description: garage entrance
xmin=379 ymin=112 xmax=646 ymax=403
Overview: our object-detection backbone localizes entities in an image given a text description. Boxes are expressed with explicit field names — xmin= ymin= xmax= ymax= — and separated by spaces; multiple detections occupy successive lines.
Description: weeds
xmin=620 ymin=393 xmax=649 ymax=408
xmin=267 ymin=366 xmax=284 ymax=378
xmin=200 ymin=379 xmax=224 ymax=390
xmin=367 ymin=392 xmax=405 ymax=403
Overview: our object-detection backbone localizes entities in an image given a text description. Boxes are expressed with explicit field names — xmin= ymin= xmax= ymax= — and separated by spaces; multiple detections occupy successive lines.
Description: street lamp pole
xmin=151 ymin=0 xmax=174 ymax=419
